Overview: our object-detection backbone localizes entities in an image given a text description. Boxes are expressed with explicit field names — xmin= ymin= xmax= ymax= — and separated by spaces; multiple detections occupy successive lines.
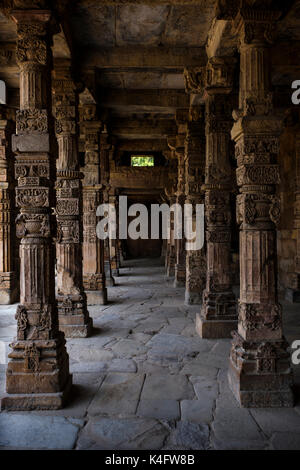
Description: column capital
xmin=184 ymin=56 xmax=236 ymax=96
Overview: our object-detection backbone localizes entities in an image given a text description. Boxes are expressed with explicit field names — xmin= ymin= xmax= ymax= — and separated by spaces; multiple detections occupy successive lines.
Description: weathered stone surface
xmin=137 ymin=399 xmax=180 ymax=420
xmin=166 ymin=422 xmax=209 ymax=450
xmin=70 ymin=359 xmax=137 ymax=374
xmin=0 ymin=258 xmax=300 ymax=448
xmin=88 ymin=373 xmax=145 ymax=416
xmin=181 ymin=399 xmax=214 ymax=424
xmin=141 ymin=373 xmax=194 ymax=401
xmin=77 ymin=417 xmax=168 ymax=450
xmin=250 ymin=409 xmax=300 ymax=436
xmin=0 ymin=415 xmax=83 ymax=449
xmin=271 ymin=432 xmax=300 ymax=450
xmin=110 ymin=338 xmax=148 ymax=357
xmin=147 ymin=332 xmax=209 ymax=364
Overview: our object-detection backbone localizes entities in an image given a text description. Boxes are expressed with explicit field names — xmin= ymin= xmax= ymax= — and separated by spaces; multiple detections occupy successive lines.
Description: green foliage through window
xmin=131 ymin=155 xmax=154 ymax=167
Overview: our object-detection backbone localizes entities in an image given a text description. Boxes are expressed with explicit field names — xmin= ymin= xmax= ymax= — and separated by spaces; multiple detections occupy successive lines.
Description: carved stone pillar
xmin=0 ymin=106 xmax=19 ymax=304
xmin=188 ymin=58 xmax=237 ymax=338
xmin=226 ymin=5 xmax=294 ymax=407
xmin=166 ymin=194 xmax=176 ymax=278
xmin=80 ymin=106 xmax=107 ymax=305
xmin=101 ymin=129 xmax=115 ymax=286
xmin=109 ymin=192 xmax=119 ymax=277
xmin=2 ymin=10 xmax=71 ymax=411
xmin=173 ymin=112 xmax=188 ymax=287
xmin=52 ymin=64 xmax=93 ymax=336
xmin=184 ymin=106 xmax=206 ymax=304
xmin=174 ymin=148 xmax=186 ymax=288
xmin=286 ymin=129 xmax=300 ymax=302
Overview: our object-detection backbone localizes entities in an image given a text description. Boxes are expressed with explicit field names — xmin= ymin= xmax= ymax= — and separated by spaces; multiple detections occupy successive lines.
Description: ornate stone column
xmin=173 ymin=112 xmax=188 ymax=288
xmin=225 ymin=4 xmax=294 ymax=407
xmin=174 ymin=145 xmax=186 ymax=288
xmin=52 ymin=63 xmax=93 ymax=336
xmin=286 ymin=126 xmax=300 ymax=302
xmin=188 ymin=58 xmax=237 ymax=338
xmin=184 ymin=105 xmax=206 ymax=304
xmin=166 ymin=194 xmax=176 ymax=278
xmin=0 ymin=106 xmax=19 ymax=304
xmin=2 ymin=9 xmax=71 ymax=411
xmin=80 ymin=105 xmax=107 ymax=305
xmin=109 ymin=192 xmax=120 ymax=277
xmin=164 ymin=155 xmax=177 ymax=275
xmin=101 ymin=128 xmax=115 ymax=286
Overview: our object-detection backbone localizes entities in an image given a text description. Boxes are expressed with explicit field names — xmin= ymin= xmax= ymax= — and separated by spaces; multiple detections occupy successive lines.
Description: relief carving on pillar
xmin=227 ymin=5 xmax=294 ymax=407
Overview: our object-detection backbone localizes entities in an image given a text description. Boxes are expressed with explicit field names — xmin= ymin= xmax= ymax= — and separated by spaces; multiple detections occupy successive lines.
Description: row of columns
xmin=0 ymin=3 xmax=295 ymax=410
xmin=164 ymin=7 xmax=294 ymax=406
xmin=0 ymin=9 xmax=120 ymax=410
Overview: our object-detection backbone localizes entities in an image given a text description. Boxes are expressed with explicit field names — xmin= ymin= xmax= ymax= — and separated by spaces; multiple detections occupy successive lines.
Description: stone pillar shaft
xmin=185 ymin=106 xmax=206 ymax=305
xmin=174 ymin=115 xmax=188 ymax=287
xmin=228 ymin=8 xmax=294 ymax=407
xmin=174 ymin=152 xmax=186 ymax=287
xmin=101 ymin=129 xmax=115 ymax=287
xmin=109 ymin=193 xmax=119 ymax=277
xmin=166 ymin=195 xmax=176 ymax=277
xmin=2 ymin=10 xmax=71 ymax=411
xmin=53 ymin=64 xmax=93 ymax=337
xmin=80 ymin=108 xmax=107 ymax=304
xmin=195 ymin=58 xmax=237 ymax=338
xmin=0 ymin=109 xmax=19 ymax=304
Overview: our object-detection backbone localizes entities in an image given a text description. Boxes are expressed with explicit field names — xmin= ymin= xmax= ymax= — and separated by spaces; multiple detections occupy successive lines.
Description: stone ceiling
xmin=68 ymin=3 xmax=216 ymax=48
xmin=0 ymin=0 xmax=300 ymax=148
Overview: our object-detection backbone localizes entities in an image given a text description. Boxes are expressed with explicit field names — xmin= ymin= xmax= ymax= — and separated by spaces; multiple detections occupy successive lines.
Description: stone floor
xmin=0 ymin=258 xmax=300 ymax=450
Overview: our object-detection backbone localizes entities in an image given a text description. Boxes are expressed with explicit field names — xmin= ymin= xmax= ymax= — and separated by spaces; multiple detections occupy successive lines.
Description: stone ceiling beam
xmin=117 ymin=139 xmax=168 ymax=151
xmin=99 ymin=89 xmax=189 ymax=108
xmin=111 ymin=118 xmax=176 ymax=139
xmin=79 ymin=47 xmax=206 ymax=69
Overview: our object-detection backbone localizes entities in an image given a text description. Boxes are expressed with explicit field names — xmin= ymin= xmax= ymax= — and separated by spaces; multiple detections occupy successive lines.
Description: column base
xmin=228 ymin=359 xmax=294 ymax=408
xmin=1 ymin=374 xmax=72 ymax=411
xmin=196 ymin=313 xmax=237 ymax=339
xmin=58 ymin=294 xmax=93 ymax=338
xmin=285 ymin=288 xmax=300 ymax=303
xmin=228 ymin=331 xmax=294 ymax=408
xmin=185 ymin=290 xmax=202 ymax=305
xmin=86 ymin=289 xmax=108 ymax=305
xmin=60 ymin=316 xmax=93 ymax=338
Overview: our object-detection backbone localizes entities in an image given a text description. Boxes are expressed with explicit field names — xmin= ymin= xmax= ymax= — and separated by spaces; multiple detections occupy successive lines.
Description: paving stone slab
xmin=180 ymin=362 xmax=219 ymax=379
xmin=77 ymin=417 xmax=169 ymax=450
xmin=141 ymin=373 xmax=194 ymax=401
xmin=109 ymin=338 xmax=149 ymax=358
xmin=189 ymin=376 xmax=219 ymax=399
xmin=212 ymin=404 xmax=262 ymax=441
xmin=70 ymin=359 xmax=137 ymax=374
xmin=166 ymin=422 xmax=210 ymax=450
xmin=137 ymin=399 xmax=180 ymax=420
xmin=181 ymin=399 xmax=215 ymax=424
xmin=147 ymin=333 xmax=211 ymax=364
xmin=0 ymin=414 xmax=84 ymax=449
xmin=212 ymin=437 xmax=268 ymax=450
xmin=88 ymin=373 xmax=145 ymax=417
xmin=270 ymin=432 xmax=300 ymax=450
xmin=250 ymin=408 xmax=300 ymax=435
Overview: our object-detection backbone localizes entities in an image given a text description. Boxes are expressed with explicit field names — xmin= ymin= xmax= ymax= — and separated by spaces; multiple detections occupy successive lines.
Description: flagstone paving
xmin=0 ymin=258 xmax=300 ymax=450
